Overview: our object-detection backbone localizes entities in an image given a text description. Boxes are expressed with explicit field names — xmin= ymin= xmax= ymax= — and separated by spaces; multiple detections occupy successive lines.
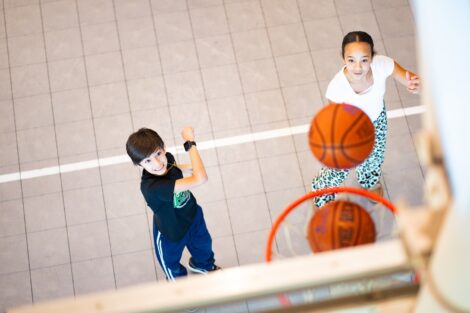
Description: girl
xmin=311 ymin=31 xmax=420 ymax=207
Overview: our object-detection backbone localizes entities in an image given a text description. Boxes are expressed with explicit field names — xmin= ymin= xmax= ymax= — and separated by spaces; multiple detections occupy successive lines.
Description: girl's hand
xmin=406 ymin=71 xmax=420 ymax=94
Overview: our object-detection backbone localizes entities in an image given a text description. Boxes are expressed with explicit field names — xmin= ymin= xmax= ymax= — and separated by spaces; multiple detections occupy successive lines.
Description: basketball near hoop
xmin=307 ymin=200 xmax=376 ymax=253
xmin=309 ymin=103 xmax=375 ymax=169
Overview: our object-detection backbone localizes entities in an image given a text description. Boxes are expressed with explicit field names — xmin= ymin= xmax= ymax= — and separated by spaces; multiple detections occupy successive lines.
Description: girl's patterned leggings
xmin=311 ymin=106 xmax=388 ymax=207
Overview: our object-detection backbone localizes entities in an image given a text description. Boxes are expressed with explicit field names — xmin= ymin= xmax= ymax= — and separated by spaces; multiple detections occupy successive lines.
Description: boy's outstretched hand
xmin=406 ymin=71 xmax=420 ymax=94
xmin=181 ymin=127 xmax=195 ymax=141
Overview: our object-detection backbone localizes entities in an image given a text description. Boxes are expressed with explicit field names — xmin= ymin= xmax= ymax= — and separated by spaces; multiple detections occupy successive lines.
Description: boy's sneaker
xmin=188 ymin=259 xmax=221 ymax=275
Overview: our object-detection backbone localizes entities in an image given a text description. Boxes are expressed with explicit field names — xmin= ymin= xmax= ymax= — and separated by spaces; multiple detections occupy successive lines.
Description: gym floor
xmin=0 ymin=0 xmax=423 ymax=312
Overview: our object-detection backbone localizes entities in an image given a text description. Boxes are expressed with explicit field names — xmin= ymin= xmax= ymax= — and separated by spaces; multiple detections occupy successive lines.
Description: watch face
xmin=184 ymin=141 xmax=195 ymax=151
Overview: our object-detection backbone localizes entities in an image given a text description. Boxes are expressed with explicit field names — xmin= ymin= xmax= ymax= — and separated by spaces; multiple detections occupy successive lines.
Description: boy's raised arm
xmin=174 ymin=127 xmax=208 ymax=193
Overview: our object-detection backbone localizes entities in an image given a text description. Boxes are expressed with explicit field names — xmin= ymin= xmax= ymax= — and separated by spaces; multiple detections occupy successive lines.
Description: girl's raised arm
xmin=393 ymin=61 xmax=420 ymax=94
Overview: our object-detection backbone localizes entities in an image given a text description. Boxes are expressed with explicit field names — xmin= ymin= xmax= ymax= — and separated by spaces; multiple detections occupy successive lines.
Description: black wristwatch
xmin=183 ymin=141 xmax=197 ymax=152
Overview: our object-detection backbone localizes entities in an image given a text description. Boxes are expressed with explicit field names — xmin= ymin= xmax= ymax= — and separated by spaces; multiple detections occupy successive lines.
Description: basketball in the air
xmin=308 ymin=103 xmax=375 ymax=169
xmin=307 ymin=200 xmax=376 ymax=253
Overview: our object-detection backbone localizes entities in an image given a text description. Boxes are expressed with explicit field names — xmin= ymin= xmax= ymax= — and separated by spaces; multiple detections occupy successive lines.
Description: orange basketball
xmin=307 ymin=200 xmax=376 ymax=253
xmin=309 ymin=103 xmax=375 ymax=169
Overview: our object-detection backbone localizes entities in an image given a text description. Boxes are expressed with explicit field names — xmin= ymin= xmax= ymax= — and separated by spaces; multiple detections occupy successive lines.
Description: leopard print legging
xmin=311 ymin=106 xmax=388 ymax=207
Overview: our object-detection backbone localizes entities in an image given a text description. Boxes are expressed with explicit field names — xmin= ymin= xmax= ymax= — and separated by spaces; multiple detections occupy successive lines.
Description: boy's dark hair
xmin=126 ymin=128 xmax=165 ymax=165
xmin=342 ymin=31 xmax=376 ymax=58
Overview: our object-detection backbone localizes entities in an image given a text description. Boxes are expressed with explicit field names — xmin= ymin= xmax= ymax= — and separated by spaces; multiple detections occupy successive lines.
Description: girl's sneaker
xmin=367 ymin=182 xmax=384 ymax=203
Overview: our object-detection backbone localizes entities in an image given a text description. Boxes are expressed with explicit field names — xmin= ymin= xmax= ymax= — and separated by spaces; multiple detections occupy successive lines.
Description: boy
xmin=126 ymin=127 xmax=220 ymax=280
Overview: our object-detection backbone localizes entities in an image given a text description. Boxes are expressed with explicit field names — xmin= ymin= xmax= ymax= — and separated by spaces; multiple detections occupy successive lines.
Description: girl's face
xmin=343 ymin=42 xmax=373 ymax=81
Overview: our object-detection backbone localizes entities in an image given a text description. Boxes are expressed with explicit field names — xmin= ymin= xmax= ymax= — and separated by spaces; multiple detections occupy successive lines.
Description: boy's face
xmin=139 ymin=148 xmax=169 ymax=176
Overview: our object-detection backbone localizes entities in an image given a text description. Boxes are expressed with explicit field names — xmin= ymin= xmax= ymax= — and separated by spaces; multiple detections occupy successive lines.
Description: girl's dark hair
xmin=341 ymin=31 xmax=376 ymax=57
xmin=126 ymin=128 xmax=165 ymax=165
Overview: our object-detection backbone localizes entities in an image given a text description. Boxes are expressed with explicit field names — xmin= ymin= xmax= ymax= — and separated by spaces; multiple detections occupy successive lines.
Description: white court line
xmin=0 ymin=105 xmax=426 ymax=184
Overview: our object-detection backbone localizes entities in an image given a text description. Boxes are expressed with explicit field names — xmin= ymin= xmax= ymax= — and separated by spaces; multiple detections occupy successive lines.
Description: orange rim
xmin=265 ymin=186 xmax=397 ymax=262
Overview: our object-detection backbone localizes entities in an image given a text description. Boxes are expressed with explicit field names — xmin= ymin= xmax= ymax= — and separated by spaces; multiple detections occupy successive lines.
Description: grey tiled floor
xmin=0 ymin=0 xmax=423 ymax=312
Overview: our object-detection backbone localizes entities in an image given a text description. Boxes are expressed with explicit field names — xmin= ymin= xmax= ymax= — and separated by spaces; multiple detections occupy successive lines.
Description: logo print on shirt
xmin=173 ymin=190 xmax=190 ymax=209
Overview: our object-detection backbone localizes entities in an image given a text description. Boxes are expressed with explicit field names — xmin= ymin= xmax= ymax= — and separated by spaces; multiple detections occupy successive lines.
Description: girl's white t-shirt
xmin=325 ymin=55 xmax=395 ymax=121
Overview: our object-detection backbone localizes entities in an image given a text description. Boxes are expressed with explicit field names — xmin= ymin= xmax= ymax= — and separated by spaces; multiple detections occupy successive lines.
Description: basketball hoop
xmin=265 ymin=186 xmax=398 ymax=262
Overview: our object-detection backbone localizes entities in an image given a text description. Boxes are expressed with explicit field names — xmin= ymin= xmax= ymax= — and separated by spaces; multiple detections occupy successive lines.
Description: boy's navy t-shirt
xmin=140 ymin=152 xmax=198 ymax=242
